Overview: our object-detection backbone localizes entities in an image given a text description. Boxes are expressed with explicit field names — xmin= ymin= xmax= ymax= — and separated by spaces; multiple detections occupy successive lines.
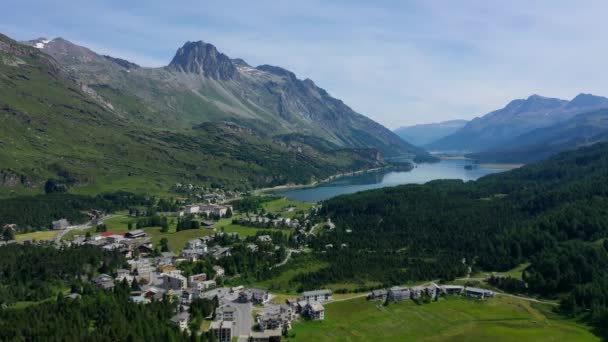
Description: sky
xmin=1 ymin=0 xmax=607 ymax=128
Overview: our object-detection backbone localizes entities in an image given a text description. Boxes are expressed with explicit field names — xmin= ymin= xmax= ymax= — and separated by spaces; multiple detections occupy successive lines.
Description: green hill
xmin=0 ymin=33 xmax=384 ymax=196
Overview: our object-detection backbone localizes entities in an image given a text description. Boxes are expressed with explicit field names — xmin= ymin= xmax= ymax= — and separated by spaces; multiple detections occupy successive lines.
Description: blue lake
xmin=273 ymin=159 xmax=508 ymax=202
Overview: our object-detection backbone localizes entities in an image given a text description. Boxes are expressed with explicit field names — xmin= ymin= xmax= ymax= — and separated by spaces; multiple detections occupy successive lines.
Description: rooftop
xmin=303 ymin=289 xmax=332 ymax=296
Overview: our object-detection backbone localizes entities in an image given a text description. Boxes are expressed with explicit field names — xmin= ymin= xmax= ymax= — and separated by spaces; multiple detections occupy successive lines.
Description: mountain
xmin=0 ymin=33 xmax=388 ymax=195
xmin=468 ymin=109 xmax=608 ymax=163
xmin=23 ymin=38 xmax=428 ymax=160
xmin=427 ymin=94 xmax=608 ymax=152
xmin=393 ymin=119 xmax=468 ymax=146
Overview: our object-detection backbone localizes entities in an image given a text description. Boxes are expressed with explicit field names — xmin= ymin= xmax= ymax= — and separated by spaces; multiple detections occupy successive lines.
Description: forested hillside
xmin=304 ymin=142 xmax=608 ymax=336
xmin=0 ymin=33 xmax=387 ymax=196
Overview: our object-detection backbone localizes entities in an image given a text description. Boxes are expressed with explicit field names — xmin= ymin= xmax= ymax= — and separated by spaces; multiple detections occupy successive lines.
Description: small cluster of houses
xmin=368 ymin=284 xmax=495 ymax=302
xmin=235 ymin=215 xmax=304 ymax=229
xmin=66 ymin=229 xmax=153 ymax=257
xmin=173 ymin=184 xmax=242 ymax=202
xmin=285 ymin=289 xmax=332 ymax=322
xmin=180 ymin=237 xmax=232 ymax=262
xmin=182 ymin=203 xmax=233 ymax=218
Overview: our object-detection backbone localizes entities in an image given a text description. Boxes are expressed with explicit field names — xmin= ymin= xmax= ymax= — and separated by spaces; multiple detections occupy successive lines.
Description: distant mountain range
xmin=393 ymin=120 xmax=468 ymax=147
xmin=423 ymin=93 xmax=608 ymax=162
xmin=468 ymin=109 xmax=608 ymax=163
xmin=0 ymin=33 xmax=430 ymax=195
xmin=427 ymin=94 xmax=608 ymax=152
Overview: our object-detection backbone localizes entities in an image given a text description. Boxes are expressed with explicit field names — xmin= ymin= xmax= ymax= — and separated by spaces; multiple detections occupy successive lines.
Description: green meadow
xmin=287 ymin=296 xmax=598 ymax=342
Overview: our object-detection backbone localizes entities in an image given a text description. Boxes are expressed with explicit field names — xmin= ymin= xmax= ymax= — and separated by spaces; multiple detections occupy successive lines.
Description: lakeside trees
xmin=304 ymin=143 xmax=608 ymax=337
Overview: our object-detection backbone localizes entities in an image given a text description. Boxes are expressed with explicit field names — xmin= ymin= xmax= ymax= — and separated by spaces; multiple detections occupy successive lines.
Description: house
xmin=258 ymin=304 xmax=293 ymax=331
xmin=163 ymin=271 xmax=187 ymax=290
xmin=185 ymin=239 xmax=206 ymax=250
xmin=197 ymin=280 xmax=217 ymax=290
xmin=238 ymin=288 xmax=269 ymax=304
xmin=303 ymin=301 xmax=325 ymax=320
xmin=424 ymin=284 xmax=440 ymax=298
xmin=184 ymin=205 xmax=200 ymax=215
xmin=464 ymin=287 xmax=494 ymax=299
xmin=213 ymin=265 xmax=225 ymax=277
xmin=170 ymin=312 xmax=190 ymax=331
xmin=368 ymin=289 xmax=388 ymax=301
xmin=94 ymin=274 xmax=115 ymax=291
xmin=302 ymin=289 xmax=332 ymax=303
xmin=258 ymin=235 xmax=272 ymax=243
xmin=250 ymin=330 xmax=282 ymax=342
xmin=387 ymin=286 xmax=410 ymax=302
xmin=440 ymin=285 xmax=464 ymax=295
xmin=125 ymin=229 xmax=146 ymax=239
xmin=142 ymin=286 xmax=166 ymax=301
xmin=216 ymin=304 xmax=237 ymax=321
xmin=410 ymin=286 xmax=424 ymax=300
xmin=52 ymin=218 xmax=69 ymax=230
xmin=181 ymin=289 xmax=195 ymax=304
xmin=210 ymin=246 xmax=231 ymax=259
xmin=72 ymin=235 xmax=86 ymax=245
xmin=189 ymin=273 xmax=207 ymax=285
xmin=247 ymin=243 xmax=259 ymax=252
xmin=209 ymin=320 xmax=233 ymax=342
xmin=181 ymin=248 xmax=206 ymax=262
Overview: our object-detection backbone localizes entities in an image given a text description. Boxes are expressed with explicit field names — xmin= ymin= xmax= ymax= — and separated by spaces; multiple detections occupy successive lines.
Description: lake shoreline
xmin=254 ymin=166 xmax=390 ymax=195
xmin=271 ymin=159 xmax=512 ymax=203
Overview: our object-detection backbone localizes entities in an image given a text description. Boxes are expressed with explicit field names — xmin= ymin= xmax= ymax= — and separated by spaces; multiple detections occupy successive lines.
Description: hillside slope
xmin=305 ymin=142 xmax=608 ymax=337
xmin=428 ymin=94 xmax=608 ymax=152
xmin=0 ymin=34 xmax=385 ymax=195
xmin=24 ymin=38 xmax=427 ymax=159
xmin=468 ymin=109 xmax=608 ymax=163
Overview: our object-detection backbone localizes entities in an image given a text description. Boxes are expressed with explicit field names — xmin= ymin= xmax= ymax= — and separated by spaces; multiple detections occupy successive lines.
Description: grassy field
xmin=14 ymin=230 xmax=58 ymax=242
xmin=287 ymin=296 xmax=598 ymax=341
xmin=262 ymin=198 xmax=314 ymax=218
xmin=144 ymin=227 xmax=215 ymax=252
xmin=472 ymin=263 xmax=530 ymax=280
xmin=254 ymin=257 xmax=329 ymax=293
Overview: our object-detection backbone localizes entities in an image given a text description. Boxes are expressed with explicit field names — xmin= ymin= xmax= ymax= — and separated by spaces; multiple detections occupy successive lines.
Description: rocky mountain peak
xmin=168 ymin=40 xmax=236 ymax=80
xmin=256 ymin=65 xmax=297 ymax=80
xmin=567 ymin=93 xmax=608 ymax=109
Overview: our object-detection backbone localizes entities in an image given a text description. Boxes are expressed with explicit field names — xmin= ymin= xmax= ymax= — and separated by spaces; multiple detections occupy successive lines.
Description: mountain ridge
xmin=22 ymin=37 xmax=428 ymax=159
xmin=394 ymin=119 xmax=468 ymax=147
xmin=0 ymin=32 xmax=390 ymax=195
xmin=427 ymin=93 xmax=608 ymax=152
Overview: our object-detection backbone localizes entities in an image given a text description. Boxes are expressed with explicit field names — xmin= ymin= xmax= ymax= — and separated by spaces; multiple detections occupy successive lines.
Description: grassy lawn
xmin=287 ymin=296 xmax=599 ymax=341
xmin=61 ymin=228 xmax=93 ymax=241
xmin=143 ymin=227 xmax=214 ymax=253
xmin=472 ymin=263 xmax=530 ymax=280
xmin=254 ymin=257 xmax=329 ymax=293
xmin=262 ymin=198 xmax=314 ymax=218
xmin=221 ymin=223 xmax=289 ymax=238
xmin=104 ymin=216 xmax=136 ymax=233
xmin=14 ymin=230 xmax=58 ymax=242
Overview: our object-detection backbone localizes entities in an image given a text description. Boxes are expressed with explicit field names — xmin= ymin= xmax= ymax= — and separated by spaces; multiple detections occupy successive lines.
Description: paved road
xmin=330 ymin=293 xmax=370 ymax=303
xmin=270 ymin=249 xmax=294 ymax=269
xmin=495 ymin=292 xmax=558 ymax=306
xmin=229 ymin=301 xmax=253 ymax=342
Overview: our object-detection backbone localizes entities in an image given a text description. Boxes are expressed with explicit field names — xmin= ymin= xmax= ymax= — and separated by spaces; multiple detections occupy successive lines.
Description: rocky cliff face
xmin=24 ymin=36 xmax=429 ymax=159
xmin=168 ymin=41 xmax=236 ymax=80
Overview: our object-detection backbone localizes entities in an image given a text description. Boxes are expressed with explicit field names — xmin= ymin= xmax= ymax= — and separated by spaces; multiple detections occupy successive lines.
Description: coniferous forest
xmin=302 ymin=142 xmax=608 ymax=336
